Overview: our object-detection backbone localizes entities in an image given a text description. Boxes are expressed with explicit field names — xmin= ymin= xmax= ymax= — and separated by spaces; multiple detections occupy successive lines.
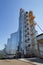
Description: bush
xmin=16 ymin=51 xmax=22 ymax=58
xmin=0 ymin=54 xmax=3 ymax=59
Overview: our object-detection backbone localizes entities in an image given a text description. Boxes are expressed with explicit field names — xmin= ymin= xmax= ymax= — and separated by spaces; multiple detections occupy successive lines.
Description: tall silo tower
xmin=19 ymin=8 xmax=39 ymax=56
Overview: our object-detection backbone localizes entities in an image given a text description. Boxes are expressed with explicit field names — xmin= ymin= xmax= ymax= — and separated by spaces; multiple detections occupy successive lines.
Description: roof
xmin=37 ymin=33 xmax=43 ymax=37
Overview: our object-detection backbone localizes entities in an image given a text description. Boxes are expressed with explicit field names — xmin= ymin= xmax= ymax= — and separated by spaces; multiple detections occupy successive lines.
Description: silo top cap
xmin=20 ymin=8 xmax=24 ymax=12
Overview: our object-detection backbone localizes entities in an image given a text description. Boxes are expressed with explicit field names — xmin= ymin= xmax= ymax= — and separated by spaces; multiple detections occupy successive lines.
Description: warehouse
xmin=37 ymin=33 xmax=43 ymax=58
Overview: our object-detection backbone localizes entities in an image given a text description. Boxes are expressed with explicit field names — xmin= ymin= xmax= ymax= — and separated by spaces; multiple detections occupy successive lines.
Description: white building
xmin=19 ymin=8 xmax=39 ymax=56
xmin=5 ymin=32 xmax=18 ymax=55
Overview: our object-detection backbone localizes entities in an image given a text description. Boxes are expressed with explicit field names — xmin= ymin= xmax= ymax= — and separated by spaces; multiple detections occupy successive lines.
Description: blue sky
xmin=0 ymin=0 xmax=43 ymax=50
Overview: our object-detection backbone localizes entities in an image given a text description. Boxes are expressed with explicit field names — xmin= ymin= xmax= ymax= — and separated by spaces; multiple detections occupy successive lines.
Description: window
xmin=27 ymin=23 xmax=29 ymax=25
xmin=26 ymin=15 xmax=28 ymax=17
xmin=27 ymin=28 xmax=29 ymax=30
xmin=26 ymin=12 xmax=28 ymax=14
xmin=28 ymin=44 xmax=31 ymax=47
xmin=27 ymin=32 xmax=29 ymax=35
xmin=25 ymin=40 xmax=29 ymax=43
xmin=26 ymin=19 xmax=29 ymax=21
xmin=25 ymin=32 xmax=29 ymax=37
xmin=27 ymin=38 xmax=30 ymax=40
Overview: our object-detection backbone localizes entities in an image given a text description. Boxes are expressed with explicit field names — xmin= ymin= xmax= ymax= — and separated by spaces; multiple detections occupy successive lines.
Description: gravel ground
xmin=0 ymin=59 xmax=33 ymax=65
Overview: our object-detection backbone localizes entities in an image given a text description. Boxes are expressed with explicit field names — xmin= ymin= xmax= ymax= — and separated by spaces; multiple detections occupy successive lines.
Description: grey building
xmin=5 ymin=32 xmax=18 ymax=55
xmin=19 ymin=8 xmax=38 ymax=56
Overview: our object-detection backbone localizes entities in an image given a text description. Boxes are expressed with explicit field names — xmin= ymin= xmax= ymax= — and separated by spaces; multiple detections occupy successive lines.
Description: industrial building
xmin=3 ymin=32 xmax=19 ymax=58
xmin=2 ymin=8 xmax=43 ymax=58
xmin=37 ymin=33 xmax=43 ymax=58
xmin=18 ymin=8 xmax=39 ymax=57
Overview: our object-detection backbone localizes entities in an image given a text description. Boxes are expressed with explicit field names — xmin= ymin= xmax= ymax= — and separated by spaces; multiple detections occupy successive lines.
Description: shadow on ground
xmin=25 ymin=58 xmax=43 ymax=64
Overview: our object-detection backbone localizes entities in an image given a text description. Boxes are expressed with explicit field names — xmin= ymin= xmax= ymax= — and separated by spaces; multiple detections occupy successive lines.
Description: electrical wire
xmin=37 ymin=24 xmax=43 ymax=32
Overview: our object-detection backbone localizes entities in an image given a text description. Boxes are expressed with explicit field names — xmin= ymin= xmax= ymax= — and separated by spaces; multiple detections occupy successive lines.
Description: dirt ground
xmin=0 ymin=59 xmax=33 ymax=65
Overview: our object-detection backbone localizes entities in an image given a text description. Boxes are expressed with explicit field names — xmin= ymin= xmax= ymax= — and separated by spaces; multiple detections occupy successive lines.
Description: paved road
xmin=0 ymin=59 xmax=33 ymax=65
xmin=19 ymin=58 xmax=43 ymax=65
